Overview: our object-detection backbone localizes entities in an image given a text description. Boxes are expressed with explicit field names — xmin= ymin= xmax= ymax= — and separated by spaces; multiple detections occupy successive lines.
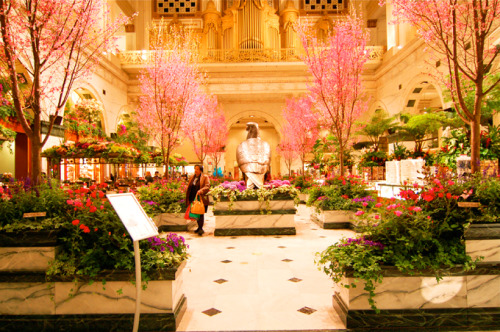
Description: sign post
xmin=107 ymin=193 xmax=159 ymax=332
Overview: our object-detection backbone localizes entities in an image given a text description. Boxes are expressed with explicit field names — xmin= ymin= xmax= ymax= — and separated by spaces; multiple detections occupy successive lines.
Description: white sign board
xmin=107 ymin=193 xmax=159 ymax=241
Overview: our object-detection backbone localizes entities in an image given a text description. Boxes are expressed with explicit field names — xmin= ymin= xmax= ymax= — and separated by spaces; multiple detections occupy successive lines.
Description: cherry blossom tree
xmin=136 ymin=41 xmax=202 ymax=178
xmin=384 ymin=0 xmax=500 ymax=173
xmin=276 ymin=137 xmax=298 ymax=177
xmin=281 ymin=96 xmax=319 ymax=175
xmin=205 ymin=113 xmax=228 ymax=177
xmin=0 ymin=0 xmax=129 ymax=184
xmin=184 ymin=94 xmax=227 ymax=167
xmin=298 ymin=15 xmax=370 ymax=176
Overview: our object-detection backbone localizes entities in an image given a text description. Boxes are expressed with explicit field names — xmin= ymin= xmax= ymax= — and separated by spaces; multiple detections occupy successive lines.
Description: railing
xmin=118 ymin=46 xmax=385 ymax=65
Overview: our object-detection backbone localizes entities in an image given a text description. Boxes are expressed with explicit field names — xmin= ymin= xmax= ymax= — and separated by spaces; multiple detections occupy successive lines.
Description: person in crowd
xmin=228 ymin=171 xmax=232 ymax=179
xmin=185 ymin=165 xmax=210 ymax=235
xmin=154 ymin=171 xmax=161 ymax=181
xmin=145 ymin=171 xmax=154 ymax=184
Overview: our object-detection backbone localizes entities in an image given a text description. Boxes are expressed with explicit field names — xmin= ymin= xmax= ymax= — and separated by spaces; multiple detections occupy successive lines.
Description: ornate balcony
xmin=118 ymin=46 xmax=385 ymax=66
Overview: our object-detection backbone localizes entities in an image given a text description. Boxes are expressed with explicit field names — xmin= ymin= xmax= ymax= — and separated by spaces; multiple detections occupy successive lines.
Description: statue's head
xmin=246 ymin=122 xmax=259 ymax=139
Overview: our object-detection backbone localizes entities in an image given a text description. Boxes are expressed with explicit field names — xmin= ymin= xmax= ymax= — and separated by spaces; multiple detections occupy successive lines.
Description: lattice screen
xmin=156 ymin=0 xmax=197 ymax=14
xmin=227 ymin=0 xmax=274 ymax=9
xmin=303 ymin=0 xmax=344 ymax=11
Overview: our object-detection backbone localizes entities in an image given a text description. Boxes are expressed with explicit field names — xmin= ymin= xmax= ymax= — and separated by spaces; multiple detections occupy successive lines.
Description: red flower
xmin=99 ymin=191 xmax=105 ymax=198
xmin=79 ymin=224 xmax=86 ymax=230
xmin=67 ymin=200 xmax=74 ymax=205
xmin=89 ymin=206 xmax=97 ymax=213
xmin=438 ymin=193 xmax=444 ymax=198
xmin=83 ymin=227 xmax=90 ymax=233
xmin=90 ymin=185 xmax=96 ymax=190
xmin=341 ymin=195 xmax=349 ymax=199
xmin=446 ymin=193 xmax=452 ymax=199
xmin=72 ymin=219 xmax=80 ymax=225
xmin=91 ymin=192 xmax=96 ymax=198
xmin=423 ymin=194 xmax=434 ymax=202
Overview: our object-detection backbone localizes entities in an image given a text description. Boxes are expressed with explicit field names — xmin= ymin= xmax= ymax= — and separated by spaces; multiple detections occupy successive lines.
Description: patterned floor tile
xmin=298 ymin=306 xmax=317 ymax=315
xmin=214 ymin=278 xmax=228 ymax=284
xmin=202 ymin=308 xmax=222 ymax=316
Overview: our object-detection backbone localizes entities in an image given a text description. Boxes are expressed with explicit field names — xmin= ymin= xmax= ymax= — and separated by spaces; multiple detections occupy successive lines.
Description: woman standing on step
xmin=186 ymin=165 xmax=210 ymax=235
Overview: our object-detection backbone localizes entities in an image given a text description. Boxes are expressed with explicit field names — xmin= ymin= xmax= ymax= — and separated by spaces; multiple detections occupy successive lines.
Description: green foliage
xmin=0 ymin=180 xmax=71 ymax=230
xmin=435 ymin=126 xmax=500 ymax=169
xmin=292 ymin=175 xmax=315 ymax=193
xmin=359 ymin=150 xmax=387 ymax=167
xmin=136 ymin=180 xmax=188 ymax=216
xmin=388 ymin=142 xmax=409 ymax=161
xmin=357 ymin=109 xmax=397 ymax=150
xmin=397 ymin=111 xmax=451 ymax=152
xmin=307 ymin=175 xmax=373 ymax=211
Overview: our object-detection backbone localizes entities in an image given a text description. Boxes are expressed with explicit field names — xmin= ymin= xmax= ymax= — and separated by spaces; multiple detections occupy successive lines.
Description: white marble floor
xmin=173 ymin=205 xmax=354 ymax=332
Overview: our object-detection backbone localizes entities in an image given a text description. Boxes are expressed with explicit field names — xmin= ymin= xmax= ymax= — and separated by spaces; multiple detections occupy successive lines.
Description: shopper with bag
xmin=185 ymin=165 xmax=210 ymax=235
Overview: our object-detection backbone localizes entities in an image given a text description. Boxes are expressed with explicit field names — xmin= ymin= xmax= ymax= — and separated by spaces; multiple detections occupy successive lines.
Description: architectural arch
xmin=227 ymin=109 xmax=283 ymax=139
xmin=67 ymin=83 xmax=107 ymax=134
xmin=400 ymin=75 xmax=446 ymax=115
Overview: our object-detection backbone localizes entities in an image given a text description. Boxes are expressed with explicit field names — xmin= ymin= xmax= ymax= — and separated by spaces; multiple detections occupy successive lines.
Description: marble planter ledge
xmin=333 ymin=262 xmax=500 ymax=330
xmin=311 ymin=209 xmax=357 ymax=230
xmin=0 ymin=261 xmax=187 ymax=331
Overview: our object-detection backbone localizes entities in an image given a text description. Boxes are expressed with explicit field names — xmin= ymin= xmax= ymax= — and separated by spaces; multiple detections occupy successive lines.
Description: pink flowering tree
xmin=281 ymin=96 xmax=319 ymax=175
xmin=136 ymin=39 xmax=203 ymax=178
xmin=184 ymin=94 xmax=227 ymax=167
xmin=298 ymin=15 xmax=369 ymax=176
xmin=384 ymin=0 xmax=500 ymax=173
xmin=276 ymin=137 xmax=298 ymax=177
xmin=0 ymin=0 xmax=129 ymax=184
xmin=205 ymin=113 xmax=228 ymax=177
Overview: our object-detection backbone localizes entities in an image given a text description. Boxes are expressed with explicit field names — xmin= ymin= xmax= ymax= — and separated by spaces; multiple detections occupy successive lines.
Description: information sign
xmin=106 ymin=193 xmax=158 ymax=241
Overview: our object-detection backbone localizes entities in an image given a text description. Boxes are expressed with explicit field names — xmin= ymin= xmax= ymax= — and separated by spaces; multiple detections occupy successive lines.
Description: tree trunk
xmin=339 ymin=145 xmax=345 ymax=177
xmin=31 ymin=136 xmax=43 ymax=186
xmin=470 ymin=117 xmax=481 ymax=174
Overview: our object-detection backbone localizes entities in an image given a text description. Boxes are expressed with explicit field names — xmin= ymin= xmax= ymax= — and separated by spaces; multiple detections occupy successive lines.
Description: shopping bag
xmin=184 ymin=205 xmax=192 ymax=220
xmin=191 ymin=194 xmax=205 ymax=215
xmin=188 ymin=205 xmax=201 ymax=220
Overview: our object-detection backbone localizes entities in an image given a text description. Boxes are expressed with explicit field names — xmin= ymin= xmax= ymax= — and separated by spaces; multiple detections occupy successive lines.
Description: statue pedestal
xmin=213 ymin=199 xmax=296 ymax=236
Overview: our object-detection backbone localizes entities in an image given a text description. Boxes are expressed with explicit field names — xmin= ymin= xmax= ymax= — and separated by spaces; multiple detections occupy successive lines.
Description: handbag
xmin=191 ymin=194 xmax=206 ymax=215
xmin=185 ymin=204 xmax=201 ymax=220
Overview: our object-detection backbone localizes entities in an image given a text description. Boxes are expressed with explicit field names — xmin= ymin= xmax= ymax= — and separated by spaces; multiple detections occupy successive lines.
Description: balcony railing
xmin=118 ymin=46 xmax=385 ymax=65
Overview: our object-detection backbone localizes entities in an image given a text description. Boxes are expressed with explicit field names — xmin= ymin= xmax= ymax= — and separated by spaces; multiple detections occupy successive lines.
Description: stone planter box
xmin=214 ymin=199 xmax=296 ymax=236
xmin=465 ymin=223 xmax=500 ymax=263
xmin=298 ymin=193 xmax=309 ymax=204
xmin=311 ymin=209 xmax=356 ymax=229
xmin=333 ymin=263 xmax=500 ymax=329
xmin=153 ymin=213 xmax=197 ymax=232
xmin=0 ymin=230 xmax=61 ymax=272
xmin=0 ymin=261 xmax=187 ymax=331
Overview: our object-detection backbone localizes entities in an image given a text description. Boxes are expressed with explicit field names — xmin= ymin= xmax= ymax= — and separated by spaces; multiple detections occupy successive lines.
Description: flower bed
xmin=316 ymin=174 xmax=500 ymax=329
xmin=0 ymin=181 xmax=190 ymax=330
xmin=209 ymin=180 xmax=299 ymax=236
xmin=307 ymin=175 xmax=375 ymax=229
xmin=136 ymin=180 xmax=192 ymax=231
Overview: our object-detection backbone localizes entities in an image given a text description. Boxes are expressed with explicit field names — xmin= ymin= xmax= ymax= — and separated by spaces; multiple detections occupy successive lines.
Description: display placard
xmin=457 ymin=202 xmax=481 ymax=208
xmin=107 ymin=193 xmax=158 ymax=241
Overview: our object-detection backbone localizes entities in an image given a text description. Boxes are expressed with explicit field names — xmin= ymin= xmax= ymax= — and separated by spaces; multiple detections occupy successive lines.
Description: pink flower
xmin=394 ymin=210 xmax=403 ymax=217
xmin=362 ymin=202 xmax=368 ymax=207
xmin=413 ymin=207 xmax=422 ymax=212
xmin=355 ymin=210 xmax=365 ymax=216
xmin=67 ymin=199 xmax=74 ymax=205
xmin=375 ymin=203 xmax=382 ymax=208
xmin=433 ymin=179 xmax=441 ymax=185
xmin=374 ymin=215 xmax=380 ymax=220
xmin=448 ymin=180 xmax=455 ymax=186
